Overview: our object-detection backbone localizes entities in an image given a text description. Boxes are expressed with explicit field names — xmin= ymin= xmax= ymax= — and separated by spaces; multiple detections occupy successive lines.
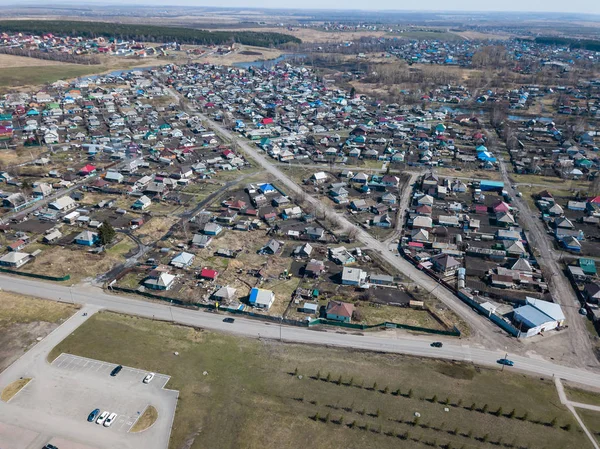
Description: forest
xmin=0 ymin=20 xmax=301 ymax=47
xmin=533 ymin=36 xmax=600 ymax=51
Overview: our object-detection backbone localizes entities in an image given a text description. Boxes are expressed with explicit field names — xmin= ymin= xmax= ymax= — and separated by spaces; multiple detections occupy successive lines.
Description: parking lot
xmin=0 ymin=353 xmax=177 ymax=449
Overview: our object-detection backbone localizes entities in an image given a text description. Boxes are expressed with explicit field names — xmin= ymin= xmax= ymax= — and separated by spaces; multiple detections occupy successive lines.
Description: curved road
xmin=1 ymin=274 xmax=600 ymax=389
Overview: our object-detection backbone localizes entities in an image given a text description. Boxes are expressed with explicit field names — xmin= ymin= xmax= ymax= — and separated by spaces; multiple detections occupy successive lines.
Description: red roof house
xmin=79 ymin=164 xmax=97 ymax=175
xmin=200 ymin=268 xmax=218 ymax=280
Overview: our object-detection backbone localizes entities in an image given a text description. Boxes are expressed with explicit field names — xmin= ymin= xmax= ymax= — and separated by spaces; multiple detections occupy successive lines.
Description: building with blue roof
xmin=513 ymin=297 xmax=565 ymax=337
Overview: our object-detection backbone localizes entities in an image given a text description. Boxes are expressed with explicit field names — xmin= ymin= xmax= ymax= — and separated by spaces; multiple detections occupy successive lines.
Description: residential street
xmin=497 ymin=155 xmax=598 ymax=368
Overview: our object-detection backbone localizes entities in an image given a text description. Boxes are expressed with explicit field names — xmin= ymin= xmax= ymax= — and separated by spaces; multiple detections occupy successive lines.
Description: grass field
xmin=578 ymin=409 xmax=600 ymax=443
xmin=0 ymin=64 xmax=105 ymax=89
xmin=48 ymin=311 xmax=592 ymax=449
xmin=566 ymin=386 xmax=600 ymax=407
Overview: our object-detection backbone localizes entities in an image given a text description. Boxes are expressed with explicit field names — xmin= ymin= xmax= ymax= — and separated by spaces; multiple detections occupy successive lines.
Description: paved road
xmin=2 ymin=275 xmax=600 ymax=390
xmin=497 ymin=155 xmax=598 ymax=368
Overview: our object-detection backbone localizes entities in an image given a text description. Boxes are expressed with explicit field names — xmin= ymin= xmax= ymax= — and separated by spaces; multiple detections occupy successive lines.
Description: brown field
xmin=216 ymin=27 xmax=388 ymax=43
xmin=0 ymin=54 xmax=69 ymax=68
xmin=0 ymin=291 xmax=78 ymax=372
xmin=20 ymin=241 xmax=133 ymax=283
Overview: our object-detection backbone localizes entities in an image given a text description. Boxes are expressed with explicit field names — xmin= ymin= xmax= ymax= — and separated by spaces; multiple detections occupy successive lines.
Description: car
xmin=223 ymin=317 xmax=235 ymax=323
xmin=87 ymin=408 xmax=100 ymax=422
xmin=104 ymin=412 xmax=118 ymax=427
xmin=96 ymin=411 xmax=109 ymax=425
xmin=497 ymin=358 xmax=514 ymax=367
xmin=110 ymin=365 xmax=123 ymax=377
xmin=43 ymin=445 xmax=58 ymax=449
xmin=430 ymin=342 xmax=443 ymax=348
xmin=143 ymin=373 xmax=155 ymax=384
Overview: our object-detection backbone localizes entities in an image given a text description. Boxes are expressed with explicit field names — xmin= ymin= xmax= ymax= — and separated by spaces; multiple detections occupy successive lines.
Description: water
xmin=508 ymin=115 xmax=554 ymax=123
xmin=233 ymin=53 xmax=307 ymax=69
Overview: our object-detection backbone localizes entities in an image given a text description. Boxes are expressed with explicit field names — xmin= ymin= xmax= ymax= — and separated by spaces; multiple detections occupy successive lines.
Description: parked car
xmin=143 ymin=373 xmax=155 ymax=384
xmin=110 ymin=365 xmax=123 ymax=376
xmin=104 ymin=413 xmax=118 ymax=427
xmin=430 ymin=342 xmax=443 ymax=348
xmin=43 ymin=445 xmax=58 ymax=449
xmin=87 ymin=408 xmax=100 ymax=422
xmin=497 ymin=358 xmax=514 ymax=367
xmin=223 ymin=317 xmax=235 ymax=323
xmin=96 ymin=411 xmax=109 ymax=425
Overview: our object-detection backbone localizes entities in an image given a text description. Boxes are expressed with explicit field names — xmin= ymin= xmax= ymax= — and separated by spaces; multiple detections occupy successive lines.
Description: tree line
xmin=0 ymin=20 xmax=301 ymax=48
xmin=0 ymin=46 xmax=101 ymax=65
xmin=533 ymin=36 xmax=600 ymax=52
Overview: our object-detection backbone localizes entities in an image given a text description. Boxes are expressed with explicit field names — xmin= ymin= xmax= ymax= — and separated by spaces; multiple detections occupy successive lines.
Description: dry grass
xmin=193 ymin=45 xmax=283 ymax=65
xmin=1 ymin=378 xmax=32 ymax=402
xmin=356 ymin=303 xmax=445 ymax=329
xmin=20 ymin=245 xmax=128 ymax=284
xmin=0 ymin=292 xmax=78 ymax=325
xmin=134 ymin=216 xmax=179 ymax=245
xmin=0 ymin=54 xmax=69 ymax=68
xmin=215 ymin=27 xmax=388 ymax=43
xmin=0 ymin=146 xmax=45 ymax=167
xmin=130 ymin=405 xmax=158 ymax=433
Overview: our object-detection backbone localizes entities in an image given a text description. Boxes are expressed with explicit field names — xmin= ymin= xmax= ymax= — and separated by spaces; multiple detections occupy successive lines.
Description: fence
xmin=308 ymin=318 xmax=461 ymax=337
xmin=400 ymin=248 xmax=522 ymax=338
xmin=0 ymin=267 xmax=70 ymax=282
xmin=108 ymin=287 xmax=459 ymax=335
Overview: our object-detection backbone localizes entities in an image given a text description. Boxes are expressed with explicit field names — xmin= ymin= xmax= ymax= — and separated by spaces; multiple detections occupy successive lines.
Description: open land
xmin=48 ymin=311 xmax=594 ymax=449
xmin=0 ymin=292 xmax=78 ymax=371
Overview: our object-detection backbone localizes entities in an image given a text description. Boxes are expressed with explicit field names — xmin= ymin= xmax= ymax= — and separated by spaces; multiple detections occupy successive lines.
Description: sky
xmin=10 ymin=0 xmax=600 ymax=15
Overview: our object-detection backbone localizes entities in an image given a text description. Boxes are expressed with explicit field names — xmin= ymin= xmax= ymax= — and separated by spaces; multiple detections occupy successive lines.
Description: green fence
xmin=308 ymin=318 xmax=461 ymax=337
xmin=0 ymin=267 xmax=70 ymax=282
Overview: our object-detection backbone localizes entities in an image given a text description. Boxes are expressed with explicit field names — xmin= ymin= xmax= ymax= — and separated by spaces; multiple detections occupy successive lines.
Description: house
xmin=0 ymin=251 xmax=30 ymax=268
xmin=261 ymin=239 xmax=282 ymax=255
xmin=79 ymin=164 xmax=97 ymax=176
xmin=341 ymin=267 xmax=367 ymax=286
xmin=305 ymin=259 xmax=326 ymax=277
xmin=144 ymin=272 xmax=176 ymax=290
xmin=43 ymin=229 xmax=62 ymax=243
xmin=192 ymin=234 xmax=213 ymax=248
xmin=203 ymin=223 xmax=223 ymax=236
xmin=372 ymin=213 xmax=393 ymax=228
xmin=310 ymin=172 xmax=329 ymax=184
xmin=584 ymin=282 xmax=600 ymax=303
xmin=199 ymin=268 xmax=218 ymax=281
xmin=513 ymin=297 xmax=565 ymax=337
xmin=49 ymin=196 xmax=76 ymax=212
xmin=326 ymin=300 xmax=355 ymax=323
xmin=104 ymin=171 xmax=124 ymax=183
xmin=249 ymin=288 xmax=275 ymax=309
xmin=370 ymin=273 xmax=394 ymax=285
xmin=212 ymin=286 xmax=237 ymax=302
xmin=132 ymin=195 xmax=152 ymax=210
xmin=32 ymin=183 xmax=52 ymax=197
xmin=305 ymin=227 xmax=325 ymax=241
xmin=430 ymin=253 xmax=461 ymax=276
xmin=7 ymin=239 xmax=26 ymax=252
xmin=170 ymin=251 xmax=195 ymax=268
xmin=329 ymin=246 xmax=356 ymax=265
xmin=74 ymin=230 xmax=98 ymax=246
xmin=293 ymin=242 xmax=313 ymax=258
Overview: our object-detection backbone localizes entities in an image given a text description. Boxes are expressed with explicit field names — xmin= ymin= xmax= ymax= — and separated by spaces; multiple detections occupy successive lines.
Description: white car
xmin=104 ymin=412 xmax=118 ymax=427
xmin=143 ymin=373 xmax=155 ymax=384
xmin=96 ymin=411 xmax=109 ymax=425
